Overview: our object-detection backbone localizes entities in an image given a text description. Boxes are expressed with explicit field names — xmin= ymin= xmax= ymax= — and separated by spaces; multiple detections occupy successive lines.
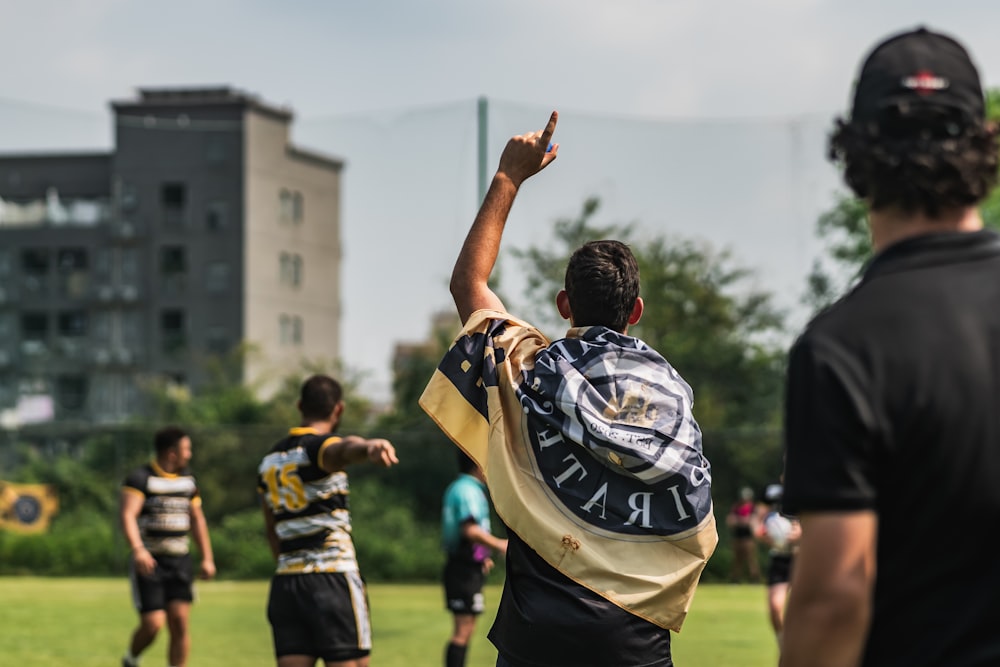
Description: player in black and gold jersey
xmin=259 ymin=374 xmax=398 ymax=667
xmin=120 ymin=426 xmax=215 ymax=667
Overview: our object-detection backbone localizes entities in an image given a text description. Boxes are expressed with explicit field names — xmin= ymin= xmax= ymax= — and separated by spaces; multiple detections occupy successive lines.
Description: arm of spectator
xmin=780 ymin=511 xmax=876 ymax=667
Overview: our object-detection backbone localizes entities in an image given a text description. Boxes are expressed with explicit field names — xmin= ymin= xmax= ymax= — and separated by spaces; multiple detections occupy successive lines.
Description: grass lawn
xmin=0 ymin=577 xmax=778 ymax=666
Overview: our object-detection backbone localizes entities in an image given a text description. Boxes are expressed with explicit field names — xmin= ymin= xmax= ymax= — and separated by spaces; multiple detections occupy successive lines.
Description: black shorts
xmin=267 ymin=572 xmax=371 ymax=662
xmin=443 ymin=558 xmax=485 ymax=615
xmin=130 ymin=553 xmax=194 ymax=613
xmin=767 ymin=553 xmax=794 ymax=587
xmin=731 ymin=525 xmax=753 ymax=539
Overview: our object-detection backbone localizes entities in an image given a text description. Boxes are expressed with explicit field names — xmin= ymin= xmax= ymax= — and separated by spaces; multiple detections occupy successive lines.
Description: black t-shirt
xmin=784 ymin=230 xmax=1000 ymax=667
xmin=489 ymin=530 xmax=672 ymax=667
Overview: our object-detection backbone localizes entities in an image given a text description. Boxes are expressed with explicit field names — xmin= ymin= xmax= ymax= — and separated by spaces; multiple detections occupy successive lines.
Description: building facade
xmin=0 ymin=87 xmax=342 ymax=423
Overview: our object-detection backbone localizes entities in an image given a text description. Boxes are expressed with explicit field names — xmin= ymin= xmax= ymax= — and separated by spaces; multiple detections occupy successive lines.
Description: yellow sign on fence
xmin=0 ymin=481 xmax=59 ymax=533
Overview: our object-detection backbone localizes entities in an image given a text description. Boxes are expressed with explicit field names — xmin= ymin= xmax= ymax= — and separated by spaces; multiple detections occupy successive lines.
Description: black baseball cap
xmin=851 ymin=27 xmax=984 ymax=125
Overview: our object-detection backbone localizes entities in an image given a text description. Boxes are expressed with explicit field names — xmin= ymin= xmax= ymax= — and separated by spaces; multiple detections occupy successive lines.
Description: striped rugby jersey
xmin=258 ymin=427 xmax=358 ymax=575
xmin=121 ymin=461 xmax=200 ymax=557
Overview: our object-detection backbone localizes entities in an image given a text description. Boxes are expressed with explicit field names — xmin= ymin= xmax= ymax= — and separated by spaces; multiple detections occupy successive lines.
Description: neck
xmin=301 ymin=418 xmax=336 ymax=433
xmin=869 ymin=205 xmax=983 ymax=253
xmin=156 ymin=457 xmax=178 ymax=474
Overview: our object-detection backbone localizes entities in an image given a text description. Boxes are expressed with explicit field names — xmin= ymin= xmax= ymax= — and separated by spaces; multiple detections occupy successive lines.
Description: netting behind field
xmin=0 ymin=95 xmax=844 ymax=400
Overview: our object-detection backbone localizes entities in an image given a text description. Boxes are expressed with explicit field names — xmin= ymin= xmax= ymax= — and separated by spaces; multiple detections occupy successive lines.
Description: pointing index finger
xmin=539 ymin=110 xmax=558 ymax=148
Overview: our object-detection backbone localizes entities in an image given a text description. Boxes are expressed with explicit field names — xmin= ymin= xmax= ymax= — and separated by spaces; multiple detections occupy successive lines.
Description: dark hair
xmin=154 ymin=426 xmax=188 ymax=456
xmin=299 ymin=374 xmax=343 ymax=421
xmin=564 ymin=240 xmax=640 ymax=331
xmin=456 ymin=449 xmax=478 ymax=475
xmin=829 ymin=106 xmax=999 ymax=217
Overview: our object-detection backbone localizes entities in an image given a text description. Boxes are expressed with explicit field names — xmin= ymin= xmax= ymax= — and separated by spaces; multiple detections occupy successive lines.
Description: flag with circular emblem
xmin=0 ymin=481 xmax=59 ymax=533
xmin=420 ymin=309 xmax=718 ymax=631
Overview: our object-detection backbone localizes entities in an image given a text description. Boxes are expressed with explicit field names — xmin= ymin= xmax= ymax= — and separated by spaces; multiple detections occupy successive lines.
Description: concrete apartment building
xmin=0 ymin=87 xmax=343 ymax=424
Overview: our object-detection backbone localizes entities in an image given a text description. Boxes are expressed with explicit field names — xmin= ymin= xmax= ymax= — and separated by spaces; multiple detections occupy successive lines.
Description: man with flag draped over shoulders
xmin=420 ymin=111 xmax=717 ymax=667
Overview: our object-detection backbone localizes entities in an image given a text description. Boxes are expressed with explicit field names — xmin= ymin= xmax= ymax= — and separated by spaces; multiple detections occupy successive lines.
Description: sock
xmin=122 ymin=650 xmax=139 ymax=667
xmin=446 ymin=642 xmax=467 ymax=667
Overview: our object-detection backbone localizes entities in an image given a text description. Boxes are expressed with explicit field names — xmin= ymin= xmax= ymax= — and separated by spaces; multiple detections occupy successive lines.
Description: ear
xmin=333 ymin=401 xmax=345 ymax=420
xmin=627 ymin=297 xmax=644 ymax=326
xmin=556 ymin=290 xmax=573 ymax=322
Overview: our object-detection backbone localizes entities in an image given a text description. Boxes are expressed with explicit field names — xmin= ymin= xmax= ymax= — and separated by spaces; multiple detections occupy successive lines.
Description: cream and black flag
xmin=420 ymin=309 xmax=717 ymax=631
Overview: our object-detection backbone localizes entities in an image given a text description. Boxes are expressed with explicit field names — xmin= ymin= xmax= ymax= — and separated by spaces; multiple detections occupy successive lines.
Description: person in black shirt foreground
xmin=781 ymin=26 xmax=1000 ymax=667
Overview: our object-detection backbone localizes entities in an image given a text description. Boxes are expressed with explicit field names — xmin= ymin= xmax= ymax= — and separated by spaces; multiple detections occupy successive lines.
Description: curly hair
xmin=564 ymin=240 xmax=640 ymax=332
xmin=829 ymin=105 xmax=999 ymax=217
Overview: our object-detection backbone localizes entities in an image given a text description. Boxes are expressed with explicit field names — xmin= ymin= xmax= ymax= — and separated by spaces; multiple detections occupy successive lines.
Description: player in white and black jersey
xmin=754 ymin=480 xmax=800 ymax=645
xmin=258 ymin=374 xmax=398 ymax=667
xmin=120 ymin=426 xmax=215 ymax=667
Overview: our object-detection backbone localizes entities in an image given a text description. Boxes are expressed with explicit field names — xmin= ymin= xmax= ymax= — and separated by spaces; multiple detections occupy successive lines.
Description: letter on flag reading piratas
xmin=0 ymin=481 xmax=59 ymax=533
xmin=420 ymin=310 xmax=718 ymax=631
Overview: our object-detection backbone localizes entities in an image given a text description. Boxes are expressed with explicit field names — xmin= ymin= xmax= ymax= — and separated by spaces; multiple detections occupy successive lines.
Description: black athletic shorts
xmin=267 ymin=572 xmax=372 ymax=661
xmin=767 ymin=552 xmax=794 ymax=587
xmin=130 ymin=553 xmax=194 ymax=613
xmin=443 ymin=558 xmax=485 ymax=615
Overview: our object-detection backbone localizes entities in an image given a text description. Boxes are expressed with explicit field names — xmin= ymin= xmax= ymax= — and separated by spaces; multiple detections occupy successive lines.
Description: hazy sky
xmin=2 ymin=0 xmax=999 ymax=400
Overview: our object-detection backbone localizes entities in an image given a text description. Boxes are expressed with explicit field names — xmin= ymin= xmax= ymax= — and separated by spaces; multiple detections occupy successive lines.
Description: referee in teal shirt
xmin=442 ymin=450 xmax=508 ymax=667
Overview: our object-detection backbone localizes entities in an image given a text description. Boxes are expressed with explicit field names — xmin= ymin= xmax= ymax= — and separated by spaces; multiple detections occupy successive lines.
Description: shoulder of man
xmin=122 ymin=464 xmax=151 ymax=490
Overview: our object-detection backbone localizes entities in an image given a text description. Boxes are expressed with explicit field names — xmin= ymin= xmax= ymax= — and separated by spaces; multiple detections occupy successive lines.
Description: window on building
xmin=121 ymin=248 xmax=138 ymax=283
xmin=206 ymin=201 xmax=228 ymax=231
xmin=161 ymin=246 xmax=187 ymax=274
xmin=21 ymin=248 xmax=50 ymax=275
xmin=0 ymin=313 xmax=13 ymax=341
xmin=57 ymin=248 xmax=87 ymax=273
xmin=161 ymin=182 xmax=186 ymax=226
xmin=279 ymin=252 xmax=303 ymax=287
xmin=55 ymin=375 xmax=88 ymax=412
xmin=161 ymin=309 xmax=186 ymax=354
xmin=21 ymin=312 xmax=48 ymax=342
xmin=0 ymin=249 xmax=10 ymax=276
xmin=56 ymin=247 xmax=89 ymax=298
xmin=206 ymin=262 xmax=230 ymax=293
xmin=162 ymin=183 xmax=186 ymax=208
xmin=279 ymin=188 xmax=294 ymax=223
xmin=92 ymin=311 xmax=111 ymax=341
xmin=206 ymin=326 xmax=229 ymax=355
xmin=57 ymin=310 xmax=88 ymax=337
xmin=122 ymin=311 xmax=142 ymax=348
xmin=161 ymin=246 xmax=187 ymax=294
xmin=292 ymin=191 xmax=304 ymax=223
xmin=279 ymin=314 xmax=303 ymax=346
xmin=120 ymin=182 xmax=138 ymax=212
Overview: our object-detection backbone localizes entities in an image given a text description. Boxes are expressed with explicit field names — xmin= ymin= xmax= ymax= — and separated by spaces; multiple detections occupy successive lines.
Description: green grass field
xmin=0 ymin=578 xmax=778 ymax=666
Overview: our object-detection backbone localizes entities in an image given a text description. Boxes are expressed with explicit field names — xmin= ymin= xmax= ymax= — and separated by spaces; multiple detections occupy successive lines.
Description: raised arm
xmin=451 ymin=111 xmax=560 ymax=323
